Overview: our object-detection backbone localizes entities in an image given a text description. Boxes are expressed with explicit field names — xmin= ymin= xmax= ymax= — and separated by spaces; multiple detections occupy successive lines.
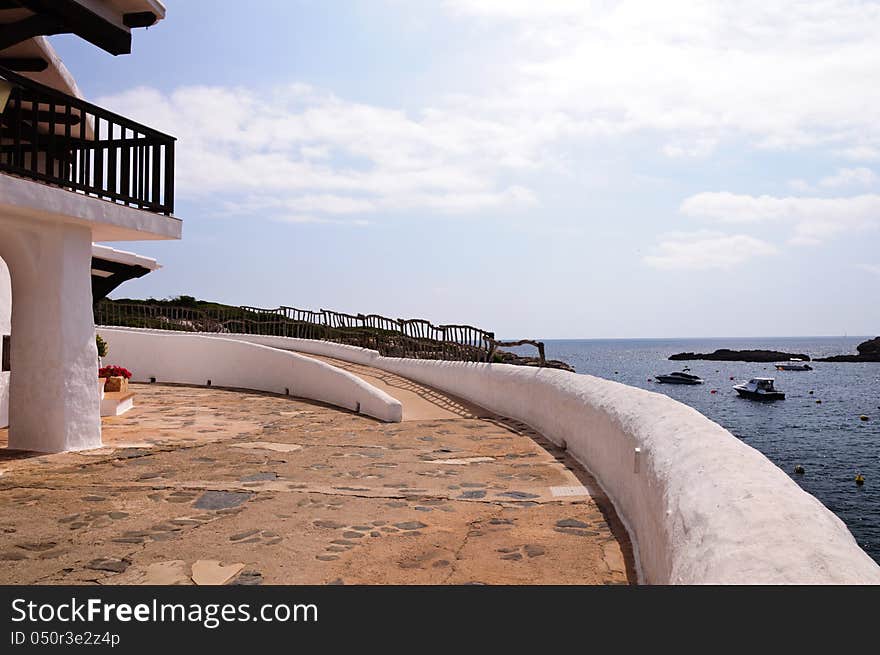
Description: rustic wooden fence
xmin=95 ymin=300 xmax=547 ymax=365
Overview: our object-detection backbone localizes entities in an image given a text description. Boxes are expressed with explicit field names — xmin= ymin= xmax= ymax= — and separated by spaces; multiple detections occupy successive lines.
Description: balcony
xmin=0 ymin=65 xmax=175 ymax=215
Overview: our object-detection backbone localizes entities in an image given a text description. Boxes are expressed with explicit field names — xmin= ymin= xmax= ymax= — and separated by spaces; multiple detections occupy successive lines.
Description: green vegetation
xmin=111 ymin=295 xmax=240 ymax=312
xmin=95 ymin=333 xmax=108 ymax=358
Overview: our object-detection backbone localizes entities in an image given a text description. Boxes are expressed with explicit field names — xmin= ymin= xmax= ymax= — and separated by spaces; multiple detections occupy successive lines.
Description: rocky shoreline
xmin=815 ymin=337 xmax=880 ymax=362
xmin=669 ymin=349 xmax=811 ymax=363
xmin=493 ymin=350 xmax=576 ymax=372
xmin=669 ymin=337 xmax=880 ymax=364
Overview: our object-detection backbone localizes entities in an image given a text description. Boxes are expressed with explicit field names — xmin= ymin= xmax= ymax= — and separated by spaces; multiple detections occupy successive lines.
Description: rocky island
xmin=815 ymin=337 xmax=880 ymax=362
xmin=491 ymin=349 xmax=576 ymax=372
xmin=669 ymin=349 xmax=811 ymax=363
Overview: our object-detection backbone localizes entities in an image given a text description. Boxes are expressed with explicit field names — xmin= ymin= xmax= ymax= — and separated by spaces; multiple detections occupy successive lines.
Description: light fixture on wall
xmin=0 ymin=79 xmax=12 ymax=113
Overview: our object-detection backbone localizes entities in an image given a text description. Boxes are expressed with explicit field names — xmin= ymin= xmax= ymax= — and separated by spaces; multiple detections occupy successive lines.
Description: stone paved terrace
xmin=0 ymin=359 xmax=636 ymax=585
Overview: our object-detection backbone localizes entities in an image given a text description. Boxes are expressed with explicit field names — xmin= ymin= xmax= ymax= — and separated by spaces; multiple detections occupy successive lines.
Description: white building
xmin=0 ymin=1 xmax=180 ymax=451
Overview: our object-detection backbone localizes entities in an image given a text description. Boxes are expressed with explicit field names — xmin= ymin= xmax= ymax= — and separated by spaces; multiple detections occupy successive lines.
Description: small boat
xmin=655 ymin=369 xmax=704 ymax=385
xmin=734 ymin=377 xmax=785 ymax=401
xmin=775 ymin=358 xmax=813 ymax=371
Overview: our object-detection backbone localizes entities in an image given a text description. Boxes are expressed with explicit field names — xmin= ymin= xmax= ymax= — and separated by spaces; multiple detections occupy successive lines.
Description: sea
xmin=524 ymin=337 xmax=880 ymax=564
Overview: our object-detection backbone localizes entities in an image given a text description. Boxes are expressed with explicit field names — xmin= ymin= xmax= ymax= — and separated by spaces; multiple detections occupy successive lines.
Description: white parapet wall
xmin=98 ymin=328 xmax=402 ymax=423
xmin=166 ymin=332 xmax=880 ymax=584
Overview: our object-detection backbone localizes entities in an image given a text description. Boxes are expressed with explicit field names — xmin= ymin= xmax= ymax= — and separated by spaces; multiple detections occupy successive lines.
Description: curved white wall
xmin=384 ymin=360 xmax=880 ymax=584
xmin=159 ymin=332 xmax=880 ymax=584
xmin=98 ymin=328 xmax=402 ymax=423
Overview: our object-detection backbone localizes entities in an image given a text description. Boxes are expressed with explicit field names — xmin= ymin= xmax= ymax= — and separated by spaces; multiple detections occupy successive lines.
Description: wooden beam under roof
xmin=123 ymin=11 xmax=157 ymax=28
xmin=10 ymin=0 xmax=133 ymax=55
xmin=90 ymin=255 xmax=152 ymax=303
xmin=0 ymin=13 xmax=66 ymax=51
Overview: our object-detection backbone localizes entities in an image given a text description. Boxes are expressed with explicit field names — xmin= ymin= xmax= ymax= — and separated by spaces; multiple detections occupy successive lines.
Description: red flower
xmin=99 ymin=365 xmax=132 ymax=379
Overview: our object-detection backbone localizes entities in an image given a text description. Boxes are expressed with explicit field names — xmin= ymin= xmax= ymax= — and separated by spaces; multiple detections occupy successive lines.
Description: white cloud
xmin=220 ymin=195 xmax=377 ymax=216
xmin=859 ymin=263 xmax=880 ymax=276
xmin=444 ymin=0 xmax=586 ymax=20
xmin=786 ymin=167 xmax=877 ymax=193
xmin=95 ymin=2 xmax=880 ymax=231
xmin=643 ymin=231 xmax=778 ymax=270
xmin=272 ymin=215 xmax=370 ymax=227
xmin=442 ymin=1 xmax=880 ymax=154
xmin=819 ymin=167 xmax=878 ymax=188
xmin=680 ymin=191 xmax=880 ymax=244
xmin=837 ymin=146 xmax=880 ymax=162
xmin=96 ymin=84 xmax=540 ymax=222
xmin=662 ymin=137 xmax=718 ymax=159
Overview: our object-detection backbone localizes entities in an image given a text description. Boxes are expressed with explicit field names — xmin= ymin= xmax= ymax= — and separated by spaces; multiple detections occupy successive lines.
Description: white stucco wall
xmin=0 ymin=174 xmax=182 ymax=242
xmin=0 ymin=256 xmax=9 ymax=428
xmin=98 ymin=328 xmax=402 ymax=423
xmin=139 ymin=331 xmax=880 ymax=584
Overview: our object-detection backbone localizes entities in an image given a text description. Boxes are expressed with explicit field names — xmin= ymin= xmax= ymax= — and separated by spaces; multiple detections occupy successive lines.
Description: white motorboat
xmin=734 ymin=377 xmax=785 ymax=401
xmin=775 ymin=358 xmax=813 ymax=371
xmin=655 ymin=370 xmax=704 ymax=385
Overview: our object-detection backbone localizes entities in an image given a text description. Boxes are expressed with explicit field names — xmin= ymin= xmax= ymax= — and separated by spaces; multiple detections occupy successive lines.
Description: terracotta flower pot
xmin=104 ymin=376 xmax=128 ymax=393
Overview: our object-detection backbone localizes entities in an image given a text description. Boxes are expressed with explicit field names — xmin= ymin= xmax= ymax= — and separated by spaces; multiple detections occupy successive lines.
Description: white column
xmin=1 ymin=218 xmax=101 ymax=452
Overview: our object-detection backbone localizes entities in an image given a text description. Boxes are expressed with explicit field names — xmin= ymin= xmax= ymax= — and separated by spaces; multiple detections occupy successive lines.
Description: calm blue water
xmin=521 ymin=337 xmax=880 ymax=563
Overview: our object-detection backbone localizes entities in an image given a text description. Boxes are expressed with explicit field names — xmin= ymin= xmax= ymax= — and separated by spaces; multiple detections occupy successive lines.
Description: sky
xmin=51 ymin=0 xmax=880 ymax=339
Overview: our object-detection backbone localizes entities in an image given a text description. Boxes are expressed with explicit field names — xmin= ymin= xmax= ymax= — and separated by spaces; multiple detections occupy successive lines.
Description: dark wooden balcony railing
xmin=0 ymin=65 xmax=175 ymax=215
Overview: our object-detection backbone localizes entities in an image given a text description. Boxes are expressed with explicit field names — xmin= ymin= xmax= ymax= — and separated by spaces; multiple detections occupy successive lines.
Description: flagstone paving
xmin=0 ymin=374 xmax=636 ymax=585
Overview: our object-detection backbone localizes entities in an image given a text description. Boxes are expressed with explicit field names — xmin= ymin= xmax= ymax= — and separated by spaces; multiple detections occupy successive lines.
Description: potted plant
xmin=96 ymin=333 xmax=108 ymax=362
xmin=96 ymin=334 xmax=109 ymax=397
xmin=99 ymin=365 xmax=132 ymax=393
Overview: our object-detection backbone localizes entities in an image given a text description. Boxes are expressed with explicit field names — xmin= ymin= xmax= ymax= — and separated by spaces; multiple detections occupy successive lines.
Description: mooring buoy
xmin=860 ymin=415 xmax=870 ymax=421
xmin=794 ymin=465 xmax=805 ymax=475
xmin=855 ymin=473 xmax=865 ymax=486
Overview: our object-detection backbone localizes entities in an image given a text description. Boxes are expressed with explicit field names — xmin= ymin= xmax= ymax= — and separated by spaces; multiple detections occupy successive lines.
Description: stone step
xmin=101 ymin=391 xmax=135 ymax=417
